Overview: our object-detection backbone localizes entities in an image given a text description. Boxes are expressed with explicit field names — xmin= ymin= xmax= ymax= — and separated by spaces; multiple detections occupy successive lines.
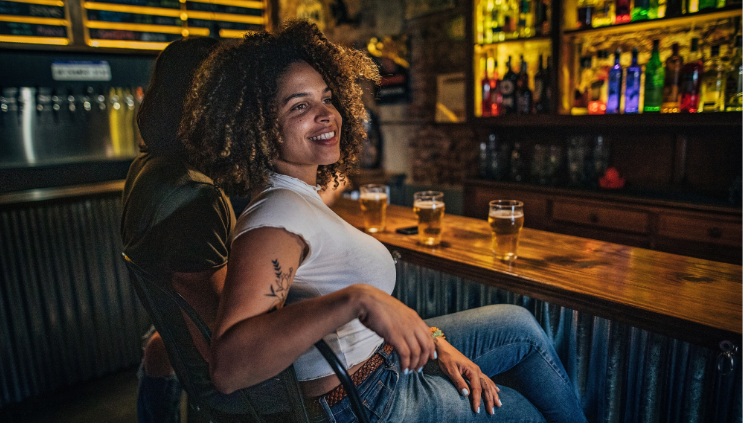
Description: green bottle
xmin=698 ymin=0 xmax=716 ymax=10
xmin=644 ymin=39 xmax=665 ymax=112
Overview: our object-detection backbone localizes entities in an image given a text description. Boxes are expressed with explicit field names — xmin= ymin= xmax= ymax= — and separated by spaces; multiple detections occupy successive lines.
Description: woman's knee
xmin=487 ymin=304 xmax=547 ymax=343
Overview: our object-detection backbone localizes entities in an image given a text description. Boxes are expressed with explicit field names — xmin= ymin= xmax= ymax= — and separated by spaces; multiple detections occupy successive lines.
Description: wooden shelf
xmin=562 ymin=6 xmax=743 ymax=39
xmin=476 ymin=35 xmax=551 ymax=47
xmin=471 ymin=111 xmax=742 ymax=129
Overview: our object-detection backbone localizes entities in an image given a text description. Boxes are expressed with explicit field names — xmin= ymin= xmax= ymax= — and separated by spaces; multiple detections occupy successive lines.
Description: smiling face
xmin=273 ymin=61 xmax=343 ymax=184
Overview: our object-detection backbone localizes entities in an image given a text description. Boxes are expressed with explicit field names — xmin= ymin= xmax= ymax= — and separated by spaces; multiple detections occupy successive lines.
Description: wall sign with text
xmin=0 ymin=0 xmax=73 ymax=46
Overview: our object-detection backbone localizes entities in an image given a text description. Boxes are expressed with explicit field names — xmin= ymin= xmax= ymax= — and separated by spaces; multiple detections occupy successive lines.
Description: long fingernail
xmin=417 ymin=367 xmax=423 ymax=373
xmin=476 ymin=407 xmax=480 ymax=414
xmin=461 ymin=388 xmax=469 ymax=396
xmin=433 ymin=351 xmax=437 ymax=359
xmin=491 ymin=407 xmax=495 ymax=415
xmin=403 ymin=368 xmax=409 ymax=375
xmin=498 ymin=398 xmax=502 ymax=406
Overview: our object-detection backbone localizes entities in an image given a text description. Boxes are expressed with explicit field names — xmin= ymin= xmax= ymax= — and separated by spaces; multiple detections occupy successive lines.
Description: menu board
xmin=82 ymin=0 xmax=266 ymax=49
xmin=0 ymin=0 xmax=72 ymax=45
xmin=0 ymin=0 xmax=266 ymax=49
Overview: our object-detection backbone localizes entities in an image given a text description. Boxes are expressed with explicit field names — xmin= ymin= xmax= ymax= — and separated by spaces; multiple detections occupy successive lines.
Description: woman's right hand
xmin=351 ymin=284 xmax=434 ymax=374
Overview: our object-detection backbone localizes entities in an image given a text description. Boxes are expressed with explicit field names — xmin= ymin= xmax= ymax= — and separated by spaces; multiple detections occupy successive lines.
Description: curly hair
xmin=179 ymin=21 xmax=380 ymax=196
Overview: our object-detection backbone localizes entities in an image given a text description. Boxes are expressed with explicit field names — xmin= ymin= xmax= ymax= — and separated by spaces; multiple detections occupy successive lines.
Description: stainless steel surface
xmin=0 ymin=86 xmax=140 ymax=168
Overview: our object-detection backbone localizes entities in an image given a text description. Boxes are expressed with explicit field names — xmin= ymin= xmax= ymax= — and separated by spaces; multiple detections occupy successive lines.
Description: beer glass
xmin=359 ymin=184 xmax=388 ymax=233
xmin=413 ymin=191 xmax=445 ymax=246
xmin=488 ymin=200 xmax=524 ymax=261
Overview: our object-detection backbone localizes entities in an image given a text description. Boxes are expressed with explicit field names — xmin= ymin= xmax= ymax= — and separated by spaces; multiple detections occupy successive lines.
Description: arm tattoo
xmin=266 ymin=259 xmax=292 ymax=310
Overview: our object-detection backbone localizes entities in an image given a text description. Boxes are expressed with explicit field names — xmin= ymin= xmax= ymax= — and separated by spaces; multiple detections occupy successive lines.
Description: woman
xmin=121 ymin=36 xmax=228 ymax=423
xmin=181 ymin=21 xmax=587 ymax=422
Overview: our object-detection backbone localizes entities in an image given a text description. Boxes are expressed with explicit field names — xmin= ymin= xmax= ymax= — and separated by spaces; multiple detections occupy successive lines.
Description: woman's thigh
xmin=423 ymin=304 xmax=566 ymax=380
xmin=387 ymin=371 xmax=545 ymax=423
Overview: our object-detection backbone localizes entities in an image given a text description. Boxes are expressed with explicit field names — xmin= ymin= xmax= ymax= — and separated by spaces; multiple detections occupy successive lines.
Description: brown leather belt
xmin=310 ymin=343 xmax=393 ymax=409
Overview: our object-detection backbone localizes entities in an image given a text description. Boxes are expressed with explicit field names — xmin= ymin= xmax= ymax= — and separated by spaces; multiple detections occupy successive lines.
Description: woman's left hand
xmin=434 ymin=338 xmax=501 ymax=415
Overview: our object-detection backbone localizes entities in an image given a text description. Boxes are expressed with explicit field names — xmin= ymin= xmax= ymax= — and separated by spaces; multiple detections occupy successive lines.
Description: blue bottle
xmin=606 ymin=49 xmax=623 ymax=113
xmin=624 ymin=47 xmax=641 ymax=113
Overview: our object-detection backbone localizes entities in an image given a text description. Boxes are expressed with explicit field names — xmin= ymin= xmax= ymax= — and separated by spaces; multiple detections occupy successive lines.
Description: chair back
xmin=122 ymin=253 xmax=309 ymax=423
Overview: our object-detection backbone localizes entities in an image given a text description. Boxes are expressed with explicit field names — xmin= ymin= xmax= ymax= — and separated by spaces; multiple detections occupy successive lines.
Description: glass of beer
xmin=413 ymin=191 xmax=445 ymax=246
xmin=359 ymin=184 xmax=388 ymax=233
xmin=488 ymin=200 xmax=524 ymax=261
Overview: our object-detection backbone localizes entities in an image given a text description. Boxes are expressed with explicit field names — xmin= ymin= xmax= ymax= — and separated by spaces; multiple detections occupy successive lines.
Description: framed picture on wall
xmin=435 ymin=73 xmax=465 ymax=122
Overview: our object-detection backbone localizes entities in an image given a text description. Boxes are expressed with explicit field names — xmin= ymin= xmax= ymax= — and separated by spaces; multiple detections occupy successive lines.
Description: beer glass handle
xmin=717 ymin=340 xmax=737 ymax=375
xmin=391 ymin=250 xmax=402 ymax=265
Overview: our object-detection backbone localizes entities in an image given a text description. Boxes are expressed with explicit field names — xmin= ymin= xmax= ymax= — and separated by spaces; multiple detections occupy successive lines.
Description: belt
xmin=307 ymin=343 xmax=393 ymax=411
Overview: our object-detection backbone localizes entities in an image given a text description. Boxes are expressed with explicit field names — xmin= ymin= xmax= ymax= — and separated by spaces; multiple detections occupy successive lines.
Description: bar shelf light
xmin=81 ymin=0 xmax=266 ymax=49
xmin=0 ymin=0 xmax=72 ymax=45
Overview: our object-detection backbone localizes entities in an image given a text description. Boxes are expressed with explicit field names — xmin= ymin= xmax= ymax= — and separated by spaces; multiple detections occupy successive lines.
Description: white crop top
xmin=233 ymin=173 xmax=396 ymax=381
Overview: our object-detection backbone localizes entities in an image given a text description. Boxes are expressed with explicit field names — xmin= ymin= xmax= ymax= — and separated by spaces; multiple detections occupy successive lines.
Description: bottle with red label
xmin=680 ymin=38 xmax=703 ymax=113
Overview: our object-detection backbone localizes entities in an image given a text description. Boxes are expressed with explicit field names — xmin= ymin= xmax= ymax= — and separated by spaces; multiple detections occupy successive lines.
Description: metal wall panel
xmin=0 ymin=194 xmax=150 ymax=407
xmin=392 ymin=260 xmax=742 ymax=423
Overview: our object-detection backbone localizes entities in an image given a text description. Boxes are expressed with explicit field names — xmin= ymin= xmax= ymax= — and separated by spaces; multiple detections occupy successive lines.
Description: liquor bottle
xmin=476 ymin=0 xmax=487 ymax=44
xmin=606 ymin=49 xmax=623 ymax=113
xmin=492 ymin=59 xmax=504 ymax=115
xmin=593 ymin=0 xmax=614 ymax=27
xmin=505 ymin=0 xmax=520 ymax=40
xmin=535 ymin=0 xmax=550 ymax=35
xmin=698 ymin=0 xmax=716 ymax=10
xmin=680 ymin=38 xmax=703 ymax=113
xmin=484 ymin=0 xmax=496 ymax=44
xmin=644 ymin=39 xmax=664 ymax=112
xmin=665 ymin=0 xmax=682 ymax=18
xmin=624 ymin=48 xmax=642 ymax=113
xmin=481 ymin=55 xmax=494 ymax=116
xmin=533 ymin=54 xmax=547 ymax=113
xmin=542 ymin=56 xmax=553 ymax=112
xmin=632 ymin=0 xmax=654 ymax=21
xmin=519 ymin=0 xmax=534 ymax=37
xmin=661 ymin=43 xmax=683 ymax=113
xmin=500 ymin=57 xmax=518 ymax=113
xmin=699 ymin=45 xmax=725 ymax=112
xmin=615 ymin=0 xmax=631 ymax=23
xmin=573 ymin=56 xmax=593 ymax=114
xmin=516 ymin=56 xmax=532 ymax=114
xmin=725 ymin=36 xmax=743 ymax=111
xmin=588 ymin=50 xmax=609 ymax=114
xmin=578 ymin=0 xmax=595 ymax=29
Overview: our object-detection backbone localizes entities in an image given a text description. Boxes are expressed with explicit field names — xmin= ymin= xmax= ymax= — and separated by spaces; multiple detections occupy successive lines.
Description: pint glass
xmin=359 ymin=184 xmax=388 ymax=233
xmin=488 ymin=200 xmax=524 ymax=261
xmin=413 ymin=191 xmax=445 ymax=246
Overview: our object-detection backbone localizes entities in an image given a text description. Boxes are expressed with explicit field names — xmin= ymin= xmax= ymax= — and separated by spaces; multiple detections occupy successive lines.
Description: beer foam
xmin=489 ymin=209 xmax=523 ymax=218
xmin=360 ymin=192 xmax=388 ymax=201
xmin=414 ymin=200 xmax=445 ymax=209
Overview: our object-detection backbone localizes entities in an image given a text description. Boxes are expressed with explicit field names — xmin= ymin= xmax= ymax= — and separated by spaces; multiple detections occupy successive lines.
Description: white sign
xmin=51 ymin=61 xmax=112 ymax=81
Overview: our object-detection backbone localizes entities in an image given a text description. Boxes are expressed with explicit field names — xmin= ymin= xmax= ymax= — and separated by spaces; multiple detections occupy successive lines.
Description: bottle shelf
xmin=472 ymin=111 xmax=742 ymax=128
xmin=476 ymin=35 xmax=551 ymax=47
xmin=562 ymin=6 xmax=742 ymax=39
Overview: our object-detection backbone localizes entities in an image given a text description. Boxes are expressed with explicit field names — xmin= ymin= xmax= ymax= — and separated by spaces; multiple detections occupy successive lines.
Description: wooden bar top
xmin=330 ymin=199 xmax=742 ymax=350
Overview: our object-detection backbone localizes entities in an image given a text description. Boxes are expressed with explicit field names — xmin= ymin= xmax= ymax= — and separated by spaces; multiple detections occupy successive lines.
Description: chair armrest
xmin=314 ymin=340 xmax=368 ymax=423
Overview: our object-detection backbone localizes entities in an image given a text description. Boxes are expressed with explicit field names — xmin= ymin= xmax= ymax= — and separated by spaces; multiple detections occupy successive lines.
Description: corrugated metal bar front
xmin=0 ymin=193 xmax=150 ymax=407
xmin=392 ymin=259 xmax=742 ymax=423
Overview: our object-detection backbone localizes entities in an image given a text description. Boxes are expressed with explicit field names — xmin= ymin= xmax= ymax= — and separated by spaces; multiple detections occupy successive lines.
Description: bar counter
xmin=330 ymin=198 xmax=742 ymax=351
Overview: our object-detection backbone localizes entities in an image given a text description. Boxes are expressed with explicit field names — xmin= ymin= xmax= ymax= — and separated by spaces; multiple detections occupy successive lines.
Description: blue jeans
xmin=136 ymin=358 xmax=182 ymax=423
xmin=307 ymin=304 xmax=588 ymax=422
